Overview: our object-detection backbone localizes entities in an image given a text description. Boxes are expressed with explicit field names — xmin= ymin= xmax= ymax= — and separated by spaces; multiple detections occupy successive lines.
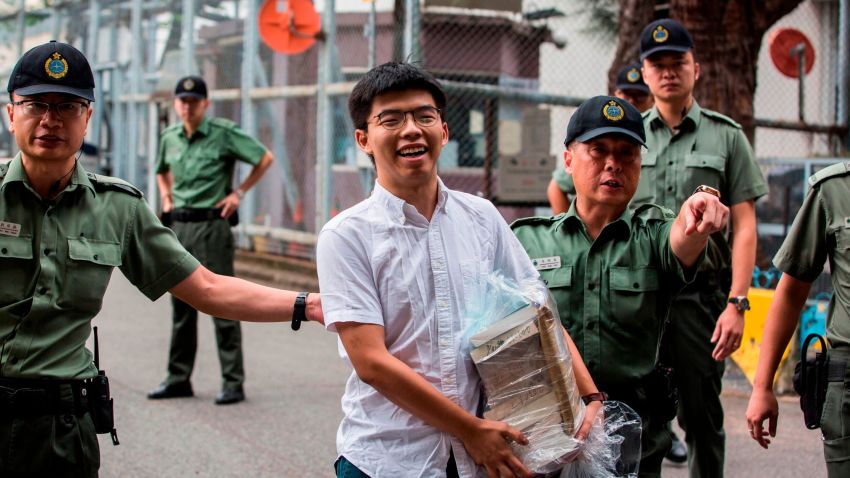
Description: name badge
xmin=0 ymin=221 xmax=21 ymax=237
xmin=532 ymin=256 xmax=561 ymax=271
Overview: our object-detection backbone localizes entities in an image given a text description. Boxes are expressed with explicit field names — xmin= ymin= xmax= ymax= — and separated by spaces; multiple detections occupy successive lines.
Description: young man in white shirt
xmin=317 ymin=63 xmax=602 ymax=478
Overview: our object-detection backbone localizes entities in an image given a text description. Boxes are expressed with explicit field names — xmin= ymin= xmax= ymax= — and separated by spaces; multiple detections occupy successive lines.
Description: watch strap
xmin=693 ymin=185 xmax=721 ymax=200
xmin=581 ymin=391 xmax=608 ymax=405
xmin=291 ymin=292 xmax=309 ymax=331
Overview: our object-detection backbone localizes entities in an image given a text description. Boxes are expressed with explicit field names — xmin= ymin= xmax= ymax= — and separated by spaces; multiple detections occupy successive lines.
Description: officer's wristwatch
xmin=291 ymin=292 xmax=310 ymax=331
xmin=693 ymin=185 xmax=721 ymax=200
xmin=235 ymin=188 xmax=246 ymax=199
xmin=581 ymin=392 xmax=608 ymax=405
xmin=728 ymin=296 xmax=751 ymax=312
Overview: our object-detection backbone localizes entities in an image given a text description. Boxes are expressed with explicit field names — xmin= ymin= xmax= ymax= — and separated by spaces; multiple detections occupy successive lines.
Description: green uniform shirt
xmin=552 ymin=166 xmax=575 ymax=195
xmin=156 ymin=117 xmax=267 ymax=209
xmin=0 ymin=155 xmax=200 ymax=379
xmin=637 ymin=101 xmax=767 ymax=271
xmin=774 ymin=162 xmax=850 ymax=349
xmin=511 ymin=202 xmax=697 ymax=387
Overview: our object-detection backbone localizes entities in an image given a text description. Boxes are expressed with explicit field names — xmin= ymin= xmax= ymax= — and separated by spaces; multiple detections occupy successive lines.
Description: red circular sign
xmin=259 ymin=0 xmax=322 ymax=55
xmin=768 ymin=28 xmax=815 ymax=78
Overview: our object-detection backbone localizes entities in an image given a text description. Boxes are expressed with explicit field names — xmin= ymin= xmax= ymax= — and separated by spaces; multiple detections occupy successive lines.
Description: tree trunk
xmin=611 ymin=0 xmax=804 ymax=141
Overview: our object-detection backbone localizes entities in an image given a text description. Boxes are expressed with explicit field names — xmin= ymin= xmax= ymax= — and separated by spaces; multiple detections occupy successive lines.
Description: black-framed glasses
xmin=13 ymin=100 xmax=89 ymax=119
xmin=372 ymin=106 xmax=442 ymax=130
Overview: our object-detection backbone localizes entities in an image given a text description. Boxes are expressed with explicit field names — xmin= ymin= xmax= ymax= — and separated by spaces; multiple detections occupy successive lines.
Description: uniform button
xmin=44 ymin=249 xmax=51 ymax=255
xmin=667 ymin=186 xmax=673 ymax=192
xmin=38 ymin=287 xmax=48 ymax=294
xmin=633 ymin=282 xmax=640 ymax=289
xmin=588 ymin=322 xmax=595 ymax=330
xmin=588 ymin=283 xmax=595 ymax=291
xmin=7 ymin=331 xmax=14 ymax=339
xmin=1 ymin=248 xmax=6 ymax=254
xmin=93 ymin=254 xmax=99 ymax=260
xmin=543 ymin=279 xmax=549 ymax=285
xmin=10 ymin=357 xmax=18 ymax=364
xmin=668 ymin=161 xmax=673 ymax=165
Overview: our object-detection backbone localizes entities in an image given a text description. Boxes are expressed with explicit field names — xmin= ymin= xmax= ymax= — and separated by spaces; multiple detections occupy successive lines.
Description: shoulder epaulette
xmin=701 ymin=109 xmax=742 ymax=129
xmin=808 ymin=162 xmax=850 ymax=187
xmin=162 ymin=123 xmax=183 ymax=134
xmin=510 ymin=214 xmax=562 ymax=230
xmin=87 ymin=172 xmax=143 ymax=197
xmin=0 ymin=162 xmax=8 ymax=179
xmin=209 ymin=117 xmax=238 ymax=130
xmin=633 ymin=203 xmax=675 ymax=223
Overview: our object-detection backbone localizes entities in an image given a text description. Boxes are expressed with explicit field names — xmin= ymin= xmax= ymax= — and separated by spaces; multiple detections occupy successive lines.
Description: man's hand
xmin=459 ymin=418 xmax=533 ymax=478
xmin=575 ymin=400 xmax=602 ymax=441
xmin=215 ymin=191 xmax=241 ymax=219
xmin=161 ymin=195 xmax=174 ymax=213
xmin=711 ymin=304 xmax=744 ymax=361
xmin=745 ymin=387 xmax=778 ymax=449
xmin=682 ymin=191 xmax=729 ymax=237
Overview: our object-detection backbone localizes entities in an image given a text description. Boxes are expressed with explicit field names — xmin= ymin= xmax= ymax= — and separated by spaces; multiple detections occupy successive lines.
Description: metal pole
xmin=794 ymin=45 xmax=806 ymax=123
xmin=107 ymin=10 xmax=120 ymax=177
xmin=87 ymin=0 xmax=103 ymax=171
xmin=403 ymin=0 xmax=421 ymax=62
xmin=16 ymin=0 xmax=25 ymax=57
xmin=147 ymin=102 xmax=159 ymax=207
xmin=240 ymin=0 xmax=260 ymax=227
xmin=127 ymin=0 xmax=143 ymax=185
xmin=368 ymin=0 xmax=377 ymax=69
xmin=51 ymin=4 xmax=62 ymax=40
xmin=315 ymin=0 xmax=336 ymax=232
xmin=182 ymin=0 xmax=196 ymax=74
xmin=838 ymin=0 xmax=850 ymax=148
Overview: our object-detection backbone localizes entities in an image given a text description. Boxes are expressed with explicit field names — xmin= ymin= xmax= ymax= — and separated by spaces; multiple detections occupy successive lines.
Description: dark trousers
xmin=666 ymin=279 xmax=728 ymax=478
xmin=0 ymin=385 xmax=99 ymax=478
xmin=822 ymin=350 xmax=850 ymax=477
xmin=166 ymin=219 xmax=244 ymax=389
xmin=335 ymin=451 xmax=460 ymax=477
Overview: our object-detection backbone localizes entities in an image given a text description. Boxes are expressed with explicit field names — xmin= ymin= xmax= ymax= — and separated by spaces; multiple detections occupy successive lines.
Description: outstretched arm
xmin=746 ymin=273 xmax=811 ymax=449
xmin=336 ymin=322 xmax=533 ymax=478
xmin=169 ymin=265 xmax=323 ymax=325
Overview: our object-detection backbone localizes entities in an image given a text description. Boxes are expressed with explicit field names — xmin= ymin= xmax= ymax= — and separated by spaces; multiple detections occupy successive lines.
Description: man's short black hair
xmin=348 ymin=62 xmax=447 ymax=131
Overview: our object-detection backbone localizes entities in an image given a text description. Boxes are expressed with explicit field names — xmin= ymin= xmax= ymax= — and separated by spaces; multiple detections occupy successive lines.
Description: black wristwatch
xmin=291 ymin=292 xmax=310 ymax=331
xmin=728 ymin=296 xmax=750 ymax=312
xmin=581 ymin=392 xmax=608 ymax=405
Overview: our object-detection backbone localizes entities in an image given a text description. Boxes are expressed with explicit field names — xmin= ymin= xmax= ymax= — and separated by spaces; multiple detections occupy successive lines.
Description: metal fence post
xmin=839 ymin=0 xmax=850 ymax=149
xmin=182 ymin=0 xmax=196 ymax=75
xmin=240 ymin=0 xmax=260 ymax=231
xmin=127 ymin=0 xmax=143 ymax=186
xmin=403 ymin=0 xmax=421 ymax=62
xmin=316 ymin=0 xmax=336 ymax=233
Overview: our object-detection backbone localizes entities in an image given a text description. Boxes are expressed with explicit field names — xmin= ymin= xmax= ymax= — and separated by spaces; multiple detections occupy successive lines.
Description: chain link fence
xmin=0 ymin=0 xmax=847 ymax=273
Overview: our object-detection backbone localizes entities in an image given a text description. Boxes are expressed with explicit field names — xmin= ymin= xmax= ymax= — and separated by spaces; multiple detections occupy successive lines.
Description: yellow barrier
xmin=730 ymin=288 xmax=792 ymax=384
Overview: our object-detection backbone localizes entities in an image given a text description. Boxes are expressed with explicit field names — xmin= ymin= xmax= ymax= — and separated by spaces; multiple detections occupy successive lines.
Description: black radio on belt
xmin=87 ymin=326 xmax=119 ymax=445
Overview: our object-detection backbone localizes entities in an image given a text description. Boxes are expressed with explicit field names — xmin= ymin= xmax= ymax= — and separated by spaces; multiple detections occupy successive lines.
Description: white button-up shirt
xmin=317 ymin=179 xmax=539 ymax=478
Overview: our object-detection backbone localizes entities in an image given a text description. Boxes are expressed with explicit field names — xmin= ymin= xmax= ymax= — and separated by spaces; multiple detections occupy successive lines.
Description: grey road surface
xmin=93 ymin=273 xmax=825 ymax=477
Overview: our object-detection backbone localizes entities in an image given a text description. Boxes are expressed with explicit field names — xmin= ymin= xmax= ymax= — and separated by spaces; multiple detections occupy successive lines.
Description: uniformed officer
xmin=547 ymin=63 xmax=654 ymax=214
xmin=149 ymin=76 xmax=274 ymax=405
xmin=746 ymin=161 xmax=850 ymax=477
xmin=637 ymin=18 xmax=769 ymax=478
xmin=512 ymin=95 xmax=729 ymax=478
xmin=0 ymin=41 xmax=321 ymax=477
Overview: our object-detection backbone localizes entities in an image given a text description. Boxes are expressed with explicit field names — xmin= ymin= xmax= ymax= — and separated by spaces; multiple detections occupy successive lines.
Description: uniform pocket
xmin=0 ymin=235 xmax=34 ymax=305
xmin=634 ymin=152 xmax=657 ymax=205
xmin=609 ymin=266 xmax=660 ymax=325
xmin=64 ymin=238 xmax=122 ymax=307
xmin=682 ymin=153 xmax=725 ymax=198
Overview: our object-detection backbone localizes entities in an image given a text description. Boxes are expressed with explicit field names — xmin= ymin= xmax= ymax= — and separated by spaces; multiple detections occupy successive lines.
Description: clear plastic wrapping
xmin=464 ymin=273 xmax=585 ymax=475
xmin=464 ymin=273 xmax=643 ymax=476
xmin=558 ymin=400 xmax=643 ymax=478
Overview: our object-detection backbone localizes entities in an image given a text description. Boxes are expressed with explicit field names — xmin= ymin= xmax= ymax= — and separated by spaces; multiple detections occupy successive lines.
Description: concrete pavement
xmin=93 ymin=272 xmax=826 ymax=477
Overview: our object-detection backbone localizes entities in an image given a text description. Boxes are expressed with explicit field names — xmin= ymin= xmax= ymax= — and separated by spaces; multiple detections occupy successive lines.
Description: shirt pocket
xmin=681 ymin=153 xmax=725 ymax=198
xmin=539 ymin=266 xmax=573 ymax=325
xmin=609 ymin=266 xmax=660 ymax=328
xmin=0 ymin=235 xmax=34 ymax=305
xmin=63 ymin=238 xmax=122 ymax=307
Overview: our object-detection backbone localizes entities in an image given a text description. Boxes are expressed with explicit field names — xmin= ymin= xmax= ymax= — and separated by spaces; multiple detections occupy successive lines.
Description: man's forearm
xmin=169 ymin=266 xmax=321 ymax=323
xmin=730 ymin=201 xmax=758 ymax=296
xmin=235 ymin=151 xmax=274 ymax=195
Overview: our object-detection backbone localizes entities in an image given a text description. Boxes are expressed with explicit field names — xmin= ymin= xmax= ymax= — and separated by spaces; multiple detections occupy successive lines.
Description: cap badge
xmin=652 ymin=25 xmax=669 ymax=43
xmin=602 ymin=100 xmax=625 ymax=121
xmin=44 ymin=52 xmax=69 ymax=80
xmin=626 ymin=68 xmax=641 ymax=83
xmin=182 ymin=78 xmax=195 ymax=91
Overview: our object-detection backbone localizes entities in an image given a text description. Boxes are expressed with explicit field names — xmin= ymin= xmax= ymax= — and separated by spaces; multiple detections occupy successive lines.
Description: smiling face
xmin=566 ymin=135 xmax=641 ymax=212
xmin=641 ymin=51 xmax=700 ymax=104
xmin=7 ymin=92 xmax=92 ymax=166
xmin=355 ymin=89 xmax=449 ymax=198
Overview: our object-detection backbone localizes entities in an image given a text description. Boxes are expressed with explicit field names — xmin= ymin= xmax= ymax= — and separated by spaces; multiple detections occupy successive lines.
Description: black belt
xmin=171 ymin=208 xmax=225 ymax=222
xmin=0 ymin=377 xmax=90 ymax=417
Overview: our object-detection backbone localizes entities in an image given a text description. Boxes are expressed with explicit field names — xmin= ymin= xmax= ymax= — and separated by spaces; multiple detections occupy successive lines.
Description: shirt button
xmin=633 ymin=282 xmax=640 ymax=289
xmin=44 ymin=249 xmax=51 ymax=255
xmin=1 ymin=248 xmax=6 ymax=254
xmin=667 ymin=186 xmax=673 ymax=192
xmin=588 ymin=322 xmax=595 ymax=330
xmin=668 ymin=161 xmax=674 ymax=165
xmin=93 ymin=254 xmax=99 ymax=260
xmin=10 ymin=357 xmax=18 ymax=364
xmin=38 ymin=287 xmax=48 ymax=295
xmin=588 ymin=283 xmax=595 ymax=291
xmin=543 ymin=279 xmax=549 ymax=285
xmin=7 ymin=331 xmax=14 ymax=340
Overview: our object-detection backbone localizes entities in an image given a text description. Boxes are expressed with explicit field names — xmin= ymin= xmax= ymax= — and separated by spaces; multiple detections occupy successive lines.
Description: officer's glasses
xmin=13 ymin=100 xmax=89 ymax=119
xmin=372 ymin=106 xmax=442 ymax=130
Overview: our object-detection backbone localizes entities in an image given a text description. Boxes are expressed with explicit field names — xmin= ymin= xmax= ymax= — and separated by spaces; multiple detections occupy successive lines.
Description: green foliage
xmin=573 ymin=0 xmax=619 ymax=40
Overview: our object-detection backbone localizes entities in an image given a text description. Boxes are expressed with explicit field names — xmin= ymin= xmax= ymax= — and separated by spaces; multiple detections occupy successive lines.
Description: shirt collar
xmin=560 ymin=199 xmax=633 ymax=237
xmin=0 ymin=153 xmax=95 ymax=196
xmin=371 ymin=177 xmax=450 ymax=225
xmin=647 ymin=99 xmax=702 ymax=132
xmin=182 ymin=116 xmax=211 ymax=139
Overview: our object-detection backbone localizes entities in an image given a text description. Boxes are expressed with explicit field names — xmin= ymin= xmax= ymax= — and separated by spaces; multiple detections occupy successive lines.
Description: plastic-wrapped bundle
xmin=464 ymin=273 xmax=585 ymax=475
xmin=559 ymin=400 xmax=643 ymax=478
